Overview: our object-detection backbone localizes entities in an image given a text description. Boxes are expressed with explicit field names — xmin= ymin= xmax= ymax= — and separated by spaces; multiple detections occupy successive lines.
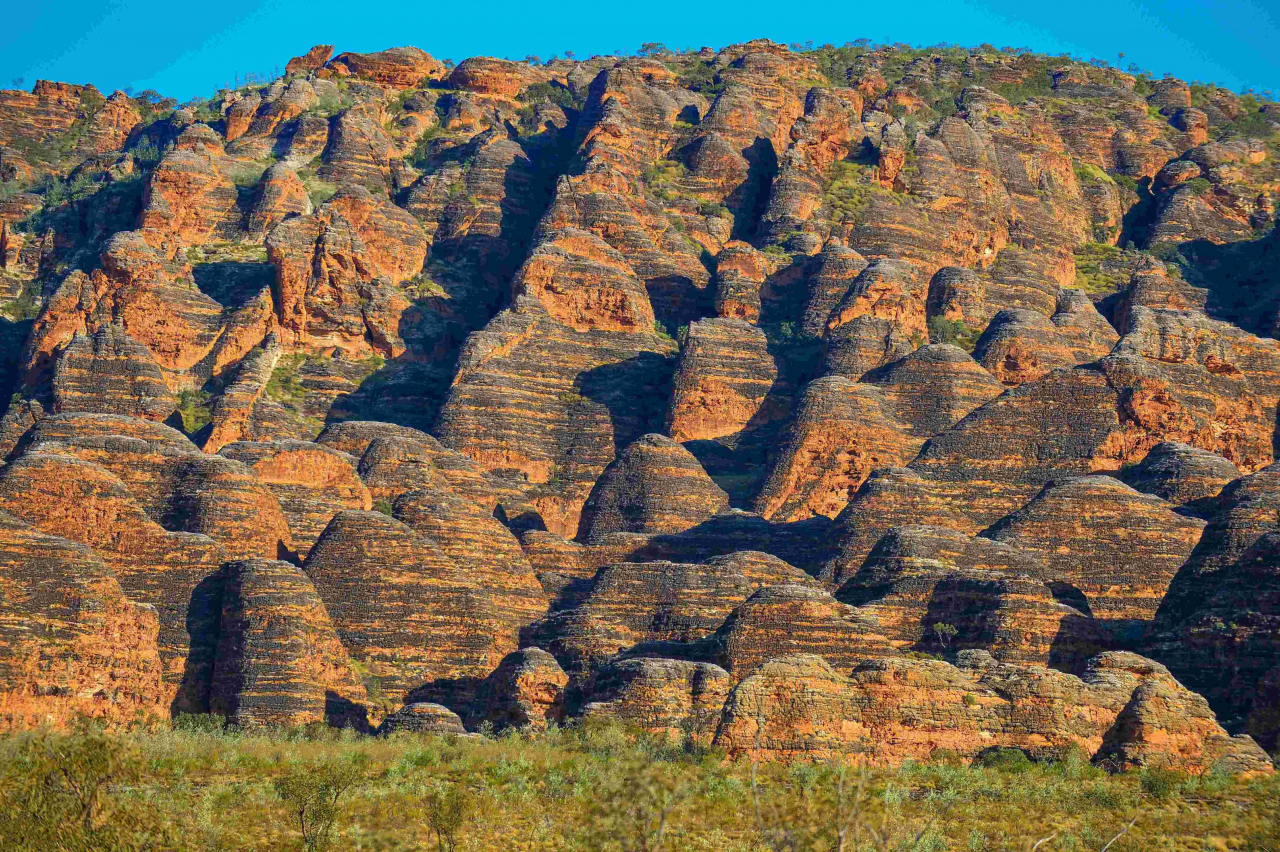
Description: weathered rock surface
xmin=581 ymin=657 xmax=729 ymax=743
xmin=1118 ymin=441 xmax=1240 ymax=511
xmin=218 ymin=441 xmax=371 ymax=558
xmin=377 ymin=702 xmax=469 ymax=736
xmin=666 ymin=318 xmax=776 ymax=443
xmin=211 ymin=558 xmax=368 ymax=729
xmin=303 ymin=510 xmax=510 ymax=712
xmin=392 ymin=485 xmax=547 ymax=639
xmin=755 ymin=376 xmax=920 ymax=522
xmin=713 ymin=651 xmax=1270 ymax=774
xmin=578 ymin=434 xmax=728 ymax=542
xmin=984 ymin=476 xmax=1205 ymax=627
xmin=0 ymin=512 xmax=165 ymax=730
xmin=527 ymin=551 xmax=817 ymax=676
xmin=712 ymin=584 xmax=896 ymax=677
xmin=468 ymin=647 xmax=567 ymax=732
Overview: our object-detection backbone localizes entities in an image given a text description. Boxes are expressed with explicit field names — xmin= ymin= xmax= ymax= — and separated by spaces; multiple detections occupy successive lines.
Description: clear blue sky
xmin=3 ymin=0 xmax=1278 ymax=101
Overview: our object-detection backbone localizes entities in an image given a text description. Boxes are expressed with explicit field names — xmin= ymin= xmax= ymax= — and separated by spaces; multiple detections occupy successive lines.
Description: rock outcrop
xmin=713 ymin=651 xmax=1270 ymax=774
xmin=984 ymin=475 xmax=1206 ymax=626
xmin=577 ymin=434 xmax=728 ymax=542
xmin=0 ymin=512 xmax=165 ymax=730
xmin=210 ymin=558 xmax=368 ymax=729
xmin=303 ymin=510 xmax=510 ymax=712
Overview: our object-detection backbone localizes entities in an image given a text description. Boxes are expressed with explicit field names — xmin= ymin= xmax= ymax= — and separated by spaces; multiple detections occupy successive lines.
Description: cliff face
xmin=0 ymin=38 xmax=1277 ymax=772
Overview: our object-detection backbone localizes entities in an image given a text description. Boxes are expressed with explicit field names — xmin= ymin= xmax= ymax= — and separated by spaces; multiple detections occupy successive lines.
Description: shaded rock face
xmin=822 ymin=468 xmax=980 ymax=587
xmin=1150 ymin=532 xmax=1280 ymax=747
xmin=581 ymin=657 xmax=729 ymax=744
xmin=862 ymin=344 xmax=1005 ymax=437
xmin=578 ymin=434 xmax=729 ymax=542
xmin=436 ymin=296 xmax=676 ymax=537
xmin=0 ymin=512 xmax=165 ymax=730
xmin=713 ymin=652 xmax=1269 ymax=774
xmin=469 ymin=647 xmax=567 ymax=732
xmin=377 ymin=702 xmax=468 ymax=736
xmin=755 ymin=376 xmax=921 ymax=522
xmin=210 ymin=559 xmax=368 ymax=729
xmin=1119 ymin=441 xmax=1240 ymax=512
xmin=666 ymin=318 xmax=776 ymax=443
xmin=303 ymin=510 xmax=510 ymax=713
xmin=910 ymin=368 xmax=1126 ymax=526
xmin=984 ymin=476 xmax=1205 ymax=628
xmin=836 ymin=525 xmax=1104 ymax=673
xmin=527 ymin=550 xmax=817 ymax=676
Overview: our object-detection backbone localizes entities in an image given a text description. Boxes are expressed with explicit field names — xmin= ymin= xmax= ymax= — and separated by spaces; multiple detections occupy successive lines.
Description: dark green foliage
xmin=372 ymin=499 xmax=394 ymax=516
xmin=171 ymin=713 xmax=225 ymax=734
xmin=176 ymin=387 xmax=213 ymax=435
xmin=1219 ymin=94 xmax=1279 ymax=140
xmin=1183 ymin=177 xmax=1214 ymax=196
xmin=1140 ymin=766 xmax=1185 ymax=801
xmin=677 ymin=62 xmax=725 ymax=96
xmin=927 ymin=316 xmax=979 ymax=352
xmin=976 ymin=748 xmax=1034 ymax=774
xmin=423 ymin=781 xmax=470 ymax=851
xmin=517 ymin=81 xmax=583 ymax=112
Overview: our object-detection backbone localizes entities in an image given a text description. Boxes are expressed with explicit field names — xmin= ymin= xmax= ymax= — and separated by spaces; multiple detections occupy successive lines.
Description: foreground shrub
xmin=0 ymin=723 xmax=172 ymax=851
xmin=273 ymin=755 xmax=365 ymax=851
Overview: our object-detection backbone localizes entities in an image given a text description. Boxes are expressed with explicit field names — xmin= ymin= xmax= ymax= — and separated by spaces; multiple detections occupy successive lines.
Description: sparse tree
xmin=423 ymin=781 xmax=470 ymax=852
xmin=933 ymin=622 xmax=958 ymax=649
xmin=273 ymin=756 xmax=364 ymax=851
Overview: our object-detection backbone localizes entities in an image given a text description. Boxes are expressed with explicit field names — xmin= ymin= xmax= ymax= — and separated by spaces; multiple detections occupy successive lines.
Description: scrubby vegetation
xmin=0 ymin=720 xmax=1276 ymax=851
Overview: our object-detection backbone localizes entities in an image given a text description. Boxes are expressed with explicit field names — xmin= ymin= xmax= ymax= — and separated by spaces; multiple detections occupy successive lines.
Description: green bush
xmin=976 ymin=748 xmax=1033 ymax=774
xmin=0 ymin=724 xmax=172 ymax=851
xmin=423 ymin=780 xmax=470 ymax=851
xmin=171 ymin=713 xmax=224 ymax=734
xmin=927 ymin=316 xmax=979 ymax=351
xmin=1140 ymin=765 xmax=1185 ymax=801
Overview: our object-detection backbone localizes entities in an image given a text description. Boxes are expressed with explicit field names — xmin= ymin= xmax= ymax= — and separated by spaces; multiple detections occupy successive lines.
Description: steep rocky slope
xmin=0 ymin=38 xmax=1277 ymax=772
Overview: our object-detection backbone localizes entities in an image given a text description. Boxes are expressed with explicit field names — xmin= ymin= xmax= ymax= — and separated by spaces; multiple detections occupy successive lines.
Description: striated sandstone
xmin=581 ymin=658 xmax=730 ymax=744
xmin=210 ymin=558 xmax=368 ymax=729
xmin=0 ymin=512 xmax=165 ymax=730
xmin=303 ymin=510 xmax=511 ymax=712
xmin=218 ymin=441 xmax=371 ymax=558
xmin=469 ymin=647 xmax=567 ymax=732
xmin=1119 ymin=441 xmax=1240 ymax=511
xmin=713 ymin=651 xmax=1269 ymax=773
xmin=755 ymin=376 xmax=920 ymax=522
xmin=578 ymin=434 xmax=728 ymax=542
xmin=984 ymin=476 xmax=1205 ymax=626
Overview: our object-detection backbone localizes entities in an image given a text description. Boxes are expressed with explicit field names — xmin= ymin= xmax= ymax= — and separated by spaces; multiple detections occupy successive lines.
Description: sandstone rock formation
xmin=984 ymin=475 xmax=1205 ymax=626
xmin=469 ymin=647 xmax=567 ymax=732
xmin=577 ymin=434 xmax=729 ymax=542
xmin=0 ymin=38 xmax=1275 ymax=758
xmin=713 ymin=651 xmax=1270 ymax=773
xmin=0 ymin=512 xmax=165 ymax=730
xmin=303 ymin=510 xmax=509 ymax=713
xmin=210 ymin=558 xmax=368 ymax=729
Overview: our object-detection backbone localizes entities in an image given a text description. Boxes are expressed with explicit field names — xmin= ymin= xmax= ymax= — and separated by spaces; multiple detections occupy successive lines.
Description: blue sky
xmin=3 ymin=0 xmax=1278 ymax=101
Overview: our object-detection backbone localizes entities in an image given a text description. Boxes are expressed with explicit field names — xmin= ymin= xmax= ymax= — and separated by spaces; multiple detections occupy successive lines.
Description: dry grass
xmin=1 ymin=721 xmax=1277 ymax=851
